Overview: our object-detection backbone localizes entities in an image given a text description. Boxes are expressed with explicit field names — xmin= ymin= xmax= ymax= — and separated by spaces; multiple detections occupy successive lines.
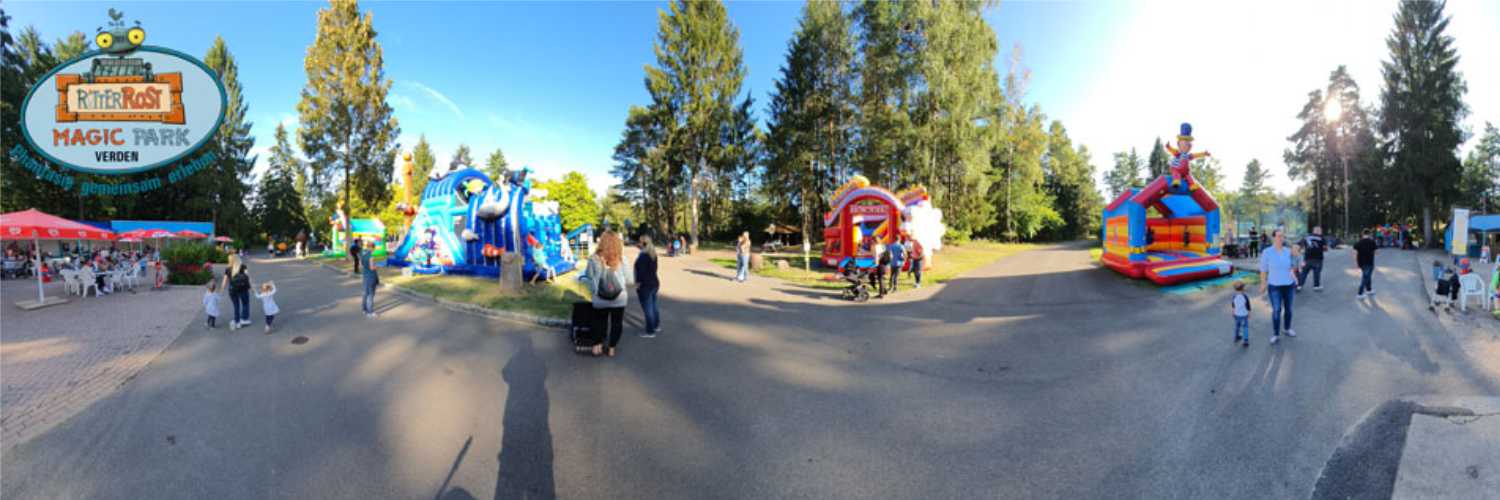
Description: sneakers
xmin=1241 ymin=339 xmax=1249 ymax=348
xmin=264 ymin=325 xmax=271 ymax=333
xmin=1286 ymin=329 xmax=1296 ymax=338
xmin=638 ymin=330 xmax=657 ymax=338
xmin=1270 ymin=335 xmax=1279 ymax=345
xmin=1314 ymin=285 xmax=1323 ymax=291
xmin=1357 ymin=292 xmax=1365 ymax=300
xmin=1368 ymin=289 xmax=1376 ymax=295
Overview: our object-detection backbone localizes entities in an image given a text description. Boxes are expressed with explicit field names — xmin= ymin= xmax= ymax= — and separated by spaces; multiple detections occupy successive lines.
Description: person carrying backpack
xmin=222 ymin=254 xmax=254 ymax=330
xmin=908 ymin=236 xmax=925 ymax=289
xmin=587 ymin=230 xmax=632 ymax=357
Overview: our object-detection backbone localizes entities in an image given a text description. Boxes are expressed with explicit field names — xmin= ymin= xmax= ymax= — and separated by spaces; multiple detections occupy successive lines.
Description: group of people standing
xmin=580 ymin=230 xmax=662 ymax=357
xmin=858 ymin=233 xmax=924 ymax=298
xmin=1238 ymin=226 xmax=1384 ymax=346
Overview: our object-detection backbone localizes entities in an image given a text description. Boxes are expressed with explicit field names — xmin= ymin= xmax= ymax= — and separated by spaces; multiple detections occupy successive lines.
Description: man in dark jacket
xmin=1298 ymin=226 xmax=1327 ymax=291
xmin=349 ymin=238 xmax=362 ymax=275
xmin=1354 ymin=229 xmax=1378 ymax=299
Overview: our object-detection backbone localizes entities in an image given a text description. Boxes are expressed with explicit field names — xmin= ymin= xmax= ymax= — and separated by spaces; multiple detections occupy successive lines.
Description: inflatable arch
xmin=820 ymin=176 xmax=944 ymax=268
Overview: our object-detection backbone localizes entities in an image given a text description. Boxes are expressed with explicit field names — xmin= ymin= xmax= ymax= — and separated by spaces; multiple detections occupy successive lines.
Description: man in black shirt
xmin=1298 ymin=226 xmax=1327 ymax=291
xmin=1354 ymin=229 xmax=1378 ymax=299
xmin=349 ymin=238 xmax=362 ymax=275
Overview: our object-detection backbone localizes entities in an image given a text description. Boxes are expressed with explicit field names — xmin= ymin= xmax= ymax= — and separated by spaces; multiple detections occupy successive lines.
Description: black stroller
xmin=838 ymin=257 xmax=872 ymax=302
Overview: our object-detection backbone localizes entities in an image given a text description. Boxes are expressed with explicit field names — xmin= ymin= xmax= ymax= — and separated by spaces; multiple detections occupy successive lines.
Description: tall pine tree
xmin=201 ymin=36 xmax=255 ymax=239
xmin=1146 ymin=137 xmax=1169 ymax=179
xmin=1104 ymin=149 xmax=1143 ymax=198
xmin=449 ymin=143 xmax=474 ymax=171
xmin=642 ymin=0 xmax=747 ymax=247
xmin=297 ymin=0 xmax=401 ymax=216
xmin=1239 ymin=159 xmax=1272 ymax=228
xmin=484 ymin=147 xmax=508 ymax=181
xmin=409 ymin=135 xmax=436 ymax=195
xmin=763 ymin=0 xmax=855 ymax=237
xmin=1377 ymin=0 xmax=1467 ymax=245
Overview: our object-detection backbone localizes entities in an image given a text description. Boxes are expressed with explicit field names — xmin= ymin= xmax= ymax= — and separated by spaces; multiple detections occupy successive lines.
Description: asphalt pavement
xmin=2 ymin=244 xmax=1495 ymax=499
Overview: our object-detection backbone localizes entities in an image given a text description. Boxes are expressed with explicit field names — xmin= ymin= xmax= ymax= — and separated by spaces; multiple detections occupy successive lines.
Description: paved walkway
xmin=1 ymin=245 xmax=1495 ymax=499
xmin=1 ymin=278 xmax=198 ymax=450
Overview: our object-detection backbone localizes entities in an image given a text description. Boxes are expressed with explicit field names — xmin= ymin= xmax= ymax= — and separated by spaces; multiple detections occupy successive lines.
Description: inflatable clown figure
xmin=1165 ymin=122 xmax=1210 ymax=190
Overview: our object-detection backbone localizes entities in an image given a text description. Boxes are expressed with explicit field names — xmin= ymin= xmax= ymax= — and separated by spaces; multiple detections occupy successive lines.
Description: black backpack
xmin=231 ymin=270 xmax=250 ymax=292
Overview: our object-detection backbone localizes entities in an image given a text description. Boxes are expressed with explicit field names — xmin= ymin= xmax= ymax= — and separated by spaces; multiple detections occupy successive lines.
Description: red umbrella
xmin=118 ymin=237 xmax=142 ymax=243
xmin=142 ymin=229 xmax=176 ymax=239
xmin=117 ymin=228 xmax=149 ymax=239
xmin=175 ymin=229 xmax=209 ymax=239
xmin=213 ymin=236 xmax=233 ymax=243
xmin=0 ymin=209 xmax=114 ymax=306
xmin=1 ymin=209 xmax=115 ymax=241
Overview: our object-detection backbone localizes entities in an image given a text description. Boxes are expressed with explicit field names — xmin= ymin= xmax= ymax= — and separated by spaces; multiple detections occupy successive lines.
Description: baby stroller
xmin=838 ymin=257 xmax=872 ymax=302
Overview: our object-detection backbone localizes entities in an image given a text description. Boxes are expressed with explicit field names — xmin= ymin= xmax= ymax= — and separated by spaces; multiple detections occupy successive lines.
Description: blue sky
xmin=10 ymin=1 xmax=1497 ymax=197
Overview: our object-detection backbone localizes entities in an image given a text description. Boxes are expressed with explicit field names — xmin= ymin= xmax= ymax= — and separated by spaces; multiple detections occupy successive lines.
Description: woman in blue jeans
xmin=360 ymin=243 xmax=379 ymax=318
xmin=1258 ymin=229 xmax=1299 ymax=344
xmin=634 ymin=236 xmax=661 ymax=337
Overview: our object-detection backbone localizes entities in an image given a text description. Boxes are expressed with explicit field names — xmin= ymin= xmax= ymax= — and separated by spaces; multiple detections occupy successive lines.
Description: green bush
xmin=163 ymin=243 xmax=228 ymax=265
xmin=167 ymin=269 xmax=213 ymax=285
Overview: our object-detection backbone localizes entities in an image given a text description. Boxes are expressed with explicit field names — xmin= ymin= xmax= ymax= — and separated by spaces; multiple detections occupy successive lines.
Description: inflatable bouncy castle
xmin=386 ymin=166 xmax=576 ymax=280
xmin=821 ymin=176 xmax=944 ymax=268
xmin=1100 ymin=124 xmax=1232 ymax=285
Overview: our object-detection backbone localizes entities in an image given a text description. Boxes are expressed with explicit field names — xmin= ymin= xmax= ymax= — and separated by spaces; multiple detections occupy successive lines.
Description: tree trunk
xmin=1422 ymin=204 xmax=1432 ymax=248
xmin=689 ymin=156 xmax=701 ymax=249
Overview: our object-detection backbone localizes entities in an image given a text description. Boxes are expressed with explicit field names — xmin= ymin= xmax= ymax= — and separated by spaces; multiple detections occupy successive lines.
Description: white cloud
xmin=403 ymin=81 xmax=465 ymax=121
xmin=389 ymin=93 xmax=417 ymax=110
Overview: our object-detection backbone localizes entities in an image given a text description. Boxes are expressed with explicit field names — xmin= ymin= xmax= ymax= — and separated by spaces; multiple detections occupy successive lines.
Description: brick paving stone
xmin=1 ymin=278 xmax=197 ymax=450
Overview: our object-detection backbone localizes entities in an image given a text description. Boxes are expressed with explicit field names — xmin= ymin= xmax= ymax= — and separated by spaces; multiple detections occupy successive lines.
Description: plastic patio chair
xmin=59 ymin=270 xmax=80 ymax=296
xmin=1458 ymin=274 xmax=1487 ymax=312
xmin=77 ymin=269 xmax=100 ymax=297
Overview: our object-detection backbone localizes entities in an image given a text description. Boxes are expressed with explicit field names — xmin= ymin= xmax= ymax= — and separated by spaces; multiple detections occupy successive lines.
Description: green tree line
xmin=611 ymin=0 xmax=1105 ymax=245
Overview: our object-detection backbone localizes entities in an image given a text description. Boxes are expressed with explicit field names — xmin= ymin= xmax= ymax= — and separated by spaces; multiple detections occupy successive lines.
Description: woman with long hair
xmin=221 ymin=253 xmax=254 ymax=330
xmin=735 ymin=231 xmax=751 ymax=282
xmin=587 ymin=230 xmax=631 ymax=357
xmin=634 ymin=235 xmax=661 ymax=337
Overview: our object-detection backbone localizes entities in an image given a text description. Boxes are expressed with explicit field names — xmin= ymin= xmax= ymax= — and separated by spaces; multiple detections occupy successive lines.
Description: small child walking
xmin=257 ymin=281 xmax=280 ymax=333
xmin=204 ymin=281 xmax=220 ymax=329
xmin=1231 ymin=280 xmax=1251 ymax=348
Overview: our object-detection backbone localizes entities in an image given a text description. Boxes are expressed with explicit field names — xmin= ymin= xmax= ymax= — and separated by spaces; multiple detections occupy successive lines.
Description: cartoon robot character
xmin=1165 ymin=122 xmax=1210 ymax=191
xmin=95 ymin=9 xmax=146 ymax=55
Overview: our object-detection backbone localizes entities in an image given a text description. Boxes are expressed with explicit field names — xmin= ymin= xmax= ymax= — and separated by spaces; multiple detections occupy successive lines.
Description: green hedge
xmin=167 ymin=269 xmax=213 ymax=286
xmin=163 ymin=243 xmax=229 ymax=265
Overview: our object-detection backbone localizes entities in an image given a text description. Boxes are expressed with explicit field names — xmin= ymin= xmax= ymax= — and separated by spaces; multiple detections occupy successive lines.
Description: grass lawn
xmin=712 ymin=240 xmax=1038 ymax=291
xmin=317 ymin=256 xmax=587 ymax=320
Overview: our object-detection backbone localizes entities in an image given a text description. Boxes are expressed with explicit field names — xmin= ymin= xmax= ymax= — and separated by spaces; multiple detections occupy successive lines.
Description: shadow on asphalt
xmin=683 ymin=268 xmax=735 ymax=282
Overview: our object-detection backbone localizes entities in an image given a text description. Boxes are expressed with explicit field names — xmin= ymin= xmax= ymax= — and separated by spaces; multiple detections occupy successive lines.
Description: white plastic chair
xmin=1458 ymin=274 xmax=1486 ymax=312
xmin=124 ymin=264 xmax=143 ymax=289
xmin=77 ymin=269 xmax=100 ymax=297
xmin=59 ymin=270 xmax=80 ymax=296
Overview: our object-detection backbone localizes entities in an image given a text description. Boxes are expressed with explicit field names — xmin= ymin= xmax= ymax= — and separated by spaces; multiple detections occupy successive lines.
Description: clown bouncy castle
xmin=1100 ymin=123 xmax=1232 ymax=285
xmin=386 ymin=167 xmax=576 ymax=280
xmin=822 ymin=176 xmax=945 ymax=268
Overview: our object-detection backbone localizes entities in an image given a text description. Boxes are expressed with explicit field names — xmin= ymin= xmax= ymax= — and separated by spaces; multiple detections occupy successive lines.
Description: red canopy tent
xmin=0 ymin=209 xmax=114 ymax=308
